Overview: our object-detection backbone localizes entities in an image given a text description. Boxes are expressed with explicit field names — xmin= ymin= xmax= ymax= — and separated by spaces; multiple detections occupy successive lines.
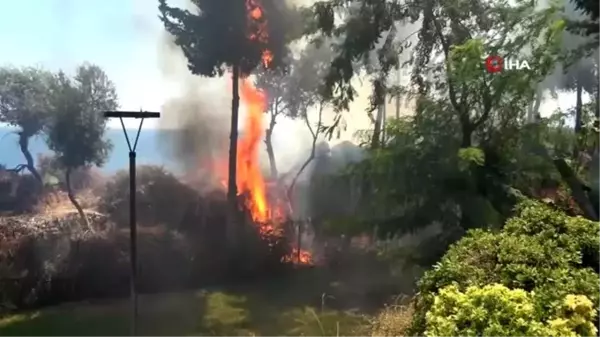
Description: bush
xmin=409 ymin=199 xmax=600 ymax=335
xmin=37 ymin=154 xmax=105 ymax=193
xmin=99 ymin=165 xmax=198 ymax=229
xmin=425 ymin=283 xmax=597 ymax=336
xmin=370 ymin=302 xmax=414 ymax=336
xmin=0 ymin=214 xmax=198 ymax=311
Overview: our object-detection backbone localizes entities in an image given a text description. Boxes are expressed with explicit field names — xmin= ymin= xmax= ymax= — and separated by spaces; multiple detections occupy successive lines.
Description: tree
xmin=45 ymin=64 xmax=117 ymax=229
xmin=0 ymin=67 xmax=56 ymax=183
xmin=567 ymin=0 xmax=599 ymax=41
xmin=254 ymin=65 xmax=291 ymax=179
xmin=158 ymin=0 xmax=296 ymax=242
xmin=311 ymin=0 xmax=565 ymax=147
xmin=304 ymin=0 xmax=567 ymax=239
xmin=285 ymin=44 xmax=333 ymax=203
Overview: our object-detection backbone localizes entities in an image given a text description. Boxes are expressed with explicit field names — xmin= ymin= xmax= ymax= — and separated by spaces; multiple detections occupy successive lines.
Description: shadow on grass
xmin=0 ymin=268 xmax=372 ymax=336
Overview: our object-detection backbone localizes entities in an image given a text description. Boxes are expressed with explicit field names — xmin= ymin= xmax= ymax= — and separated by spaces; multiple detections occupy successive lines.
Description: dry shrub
xmin=33 ymin=190 xmax=98 ymax=215
xmin=99 ymin=165 xmax=198 ymax=230
xmin=370 ymin=299 xmax=414 ymax=337
xmin=0 ymin=174 xmax=42 ymax=214
xmin=37 ymin=154 xmax=106 ymax=193
xmin=1 ymin=166 xmax=300 ymax=312
xmin=0 ymin=213 xmax=198 ymax=312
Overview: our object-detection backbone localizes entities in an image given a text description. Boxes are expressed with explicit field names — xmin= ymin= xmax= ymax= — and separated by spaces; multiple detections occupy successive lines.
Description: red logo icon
xmin=485 ymin=55 xmax=503 ymax=73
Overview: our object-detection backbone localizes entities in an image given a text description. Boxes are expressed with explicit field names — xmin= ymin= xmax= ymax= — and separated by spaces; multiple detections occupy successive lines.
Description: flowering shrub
xmin=425 ymin=283 xmax=597 ymax=336
xmin=408 ymin=199 xmax=600 ymax=335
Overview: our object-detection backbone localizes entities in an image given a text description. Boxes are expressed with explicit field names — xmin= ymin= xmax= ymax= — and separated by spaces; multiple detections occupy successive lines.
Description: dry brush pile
xmin=0 ymin=165 xmax=294 ymax=314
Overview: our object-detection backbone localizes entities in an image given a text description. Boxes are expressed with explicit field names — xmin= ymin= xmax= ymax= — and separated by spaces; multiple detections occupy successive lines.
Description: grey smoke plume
xmin=537 ymin=0 xmax=599 ymax=100
xmin=155 ymin=2 xmax=314 ymax=186
xmin=157 ymin=33 xmax=230 ymax=185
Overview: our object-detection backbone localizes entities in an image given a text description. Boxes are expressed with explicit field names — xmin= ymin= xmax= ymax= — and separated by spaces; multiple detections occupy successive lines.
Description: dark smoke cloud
xmin=157 ymin=33 xmax=230 ymax=186
xmin=156 ymin=0 xmax=312 ymax=187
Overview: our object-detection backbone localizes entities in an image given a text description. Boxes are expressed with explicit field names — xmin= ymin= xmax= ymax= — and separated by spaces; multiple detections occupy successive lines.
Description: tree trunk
xmin=531 ymin=94 xmax=542 ymax=121
xmin=575 ymin=81 xmax=583 ymax=134
xmin=66 ymin=168 xmax=90 ymax=230
xmin=527 ymin=86 xmax=543 ymax=123
xmin=594 ymin=66 xmax=600 ymax=153
xmin=18 ymin=132 xmax=42 ymax=183
xmin=573 ymin=81 xmax=583 ymax=158
xmin=371 ymin=105 xmax=384 ymax=149
xmin=395 ymin=63 xmax=401 ymax=119
xmin=265 ymin=128 xmax=278 ymax=179
xmin=227 ymin=65 xmax=240 ymax=244
xmin=553 ymin=159 xmax=598 ymax=221
xmin=461 ymin=127 xmax=472 ymax=148
xmin=288 ymin=103 xmax=323 ymax=204
xmin=381 ymin=98 xmax=387 ymax=144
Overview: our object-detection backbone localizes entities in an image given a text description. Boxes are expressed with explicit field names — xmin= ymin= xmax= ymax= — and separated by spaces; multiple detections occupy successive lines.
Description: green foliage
xmin=457 ymin=147 xmax=485 ymax=171
xmin=158 ymin=0 xmax=300 ymax=77
xmin=307 ymin=0 xmax=411 ymax=110
xmin=307 ymin=0 xmax=571 ymax=241
xmin=307 ymin=0 xmax=565 ymax=116
xmin=45 ymin=64 xmax=117 ymax=170
xmin=425 ymin=283 xmax=598 ymax=336
xmin=567 ymin=0 xmax=599 ymax=41
xmin=200 ymin=292 xmax=252 ymax=335
xmin=0 ymin=66 xmax=55 ymax=137
xmin=0 ymin=66 xmax=57 ymax=182
xmin=409 ymin=200 xmax=600 ymax=335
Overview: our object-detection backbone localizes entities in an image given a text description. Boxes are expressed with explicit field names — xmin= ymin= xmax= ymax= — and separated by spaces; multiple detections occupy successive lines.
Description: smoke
xmin=157 ymin=33 xmax=230 ymax=185
xmin=537 ymin=0 xmax=599 ymax=106
xmin=156 ymin=2 xmax=314 ymax=185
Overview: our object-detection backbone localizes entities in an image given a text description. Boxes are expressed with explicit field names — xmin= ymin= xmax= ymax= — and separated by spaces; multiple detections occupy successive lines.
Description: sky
xmin=0 ymin=0 xmax=589 ymax=131
xmin=0 ymin=0 xmax=172 ymax=129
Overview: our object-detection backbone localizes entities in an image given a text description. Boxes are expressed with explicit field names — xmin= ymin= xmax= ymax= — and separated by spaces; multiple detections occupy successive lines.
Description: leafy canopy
xmin=426 ymin=283 xmax=598 ymax=336
xmin=567 ymin=0 xmax=599 ymax=41
xmin=158 ymin=0 xmax=299 ymax=77
xmin=45 ymin=64 xmax=117 ymax=169
xmin=0 ymin=66 xmax=56 ymax=137
xmin=409 ymin=199 xmax=600 ymax=335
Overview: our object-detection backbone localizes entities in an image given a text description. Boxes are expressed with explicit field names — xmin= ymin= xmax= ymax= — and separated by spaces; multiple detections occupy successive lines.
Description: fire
xmin=261 ymin=50 xmax=273 ymax=67
xmin=211 ymin=0 xmax=312 ymax=265
xmin=238 ymin=79 xmax=268 ymax=222
xmin=239 ymin=0 xmax=274 ymax=224
xmin=282 ymin=249 xmax=314 ymax=265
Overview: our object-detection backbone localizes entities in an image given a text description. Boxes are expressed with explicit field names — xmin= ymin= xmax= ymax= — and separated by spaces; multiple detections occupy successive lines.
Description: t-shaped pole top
xmin=102 ymin=110 xmax=160 ymax=153
xmin=104 ymin=111 xmax=160 ymax=119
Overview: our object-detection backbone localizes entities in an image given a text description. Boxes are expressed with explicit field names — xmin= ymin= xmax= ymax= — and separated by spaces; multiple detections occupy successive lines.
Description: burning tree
xmin=158 ymin=0 xmax=294 ymax=243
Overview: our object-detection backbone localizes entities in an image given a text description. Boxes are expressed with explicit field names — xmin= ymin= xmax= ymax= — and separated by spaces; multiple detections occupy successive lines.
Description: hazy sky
xmin=0 ymin=0 xmax=171 ymax=129
xmin=0 ymin=0 xmax=587 ymax=130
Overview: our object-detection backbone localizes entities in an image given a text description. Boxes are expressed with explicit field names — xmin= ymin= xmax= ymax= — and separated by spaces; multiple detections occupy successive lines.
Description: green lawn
xmin=0 ymin=270 xmax=373 ymax=336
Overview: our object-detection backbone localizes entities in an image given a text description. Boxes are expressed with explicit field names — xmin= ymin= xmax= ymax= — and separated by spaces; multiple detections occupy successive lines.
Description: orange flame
xmin=282 ymin=249 xmax=313 ymax=265
xmin=212 ymin=0 xmax=312 ymax=265
xmin=238 ymin=78 xmax=268 ymax=222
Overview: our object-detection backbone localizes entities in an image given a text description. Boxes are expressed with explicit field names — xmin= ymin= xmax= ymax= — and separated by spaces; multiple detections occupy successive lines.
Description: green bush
xmin=425 ymin=283 xmax=597 ymax=336
xmin=409 ymin=199 xmax=600 ymax=335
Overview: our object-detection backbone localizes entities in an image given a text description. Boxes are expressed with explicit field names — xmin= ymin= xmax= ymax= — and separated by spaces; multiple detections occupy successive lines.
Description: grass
xmin=0 ymin=269 xmax=372 ymax=336
xmin=0 ymin=291 xmax=368 ymax=336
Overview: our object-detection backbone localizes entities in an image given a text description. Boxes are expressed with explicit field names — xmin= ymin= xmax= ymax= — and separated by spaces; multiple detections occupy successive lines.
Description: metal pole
xmin=129 ymin=150 xmax=137 ymax=336
xmin=297 ymin=221 xmax=302 ymax=263
xmin=103 ymin=110 xmax=159 ymax=337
